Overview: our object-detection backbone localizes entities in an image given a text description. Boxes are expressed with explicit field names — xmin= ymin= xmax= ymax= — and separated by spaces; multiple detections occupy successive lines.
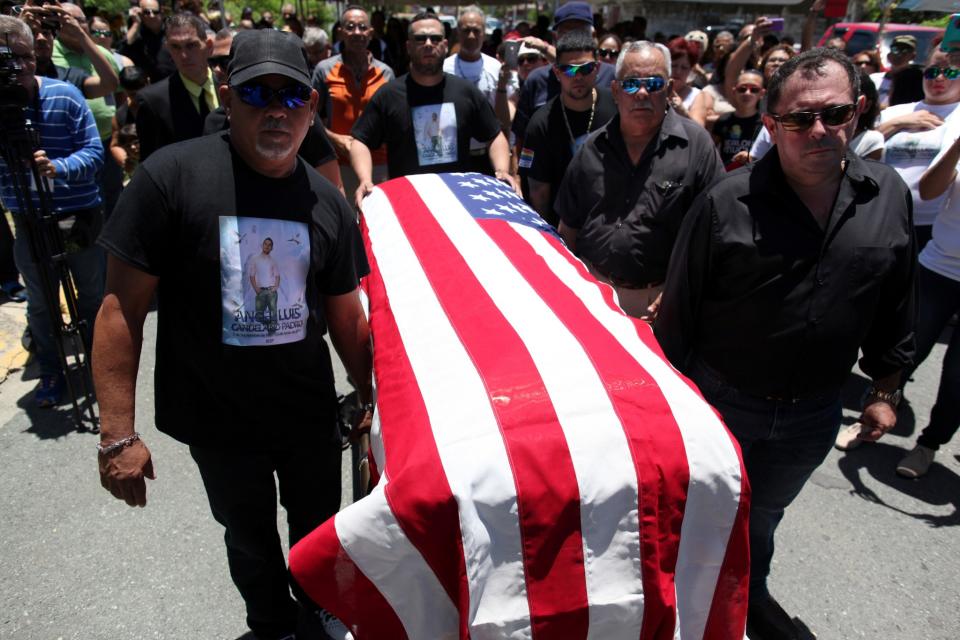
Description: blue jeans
xmin=12 ymin=211 xmax=104 ymax=376
xmin=909 ymin=266 xmax=960 ymax=451
xmin=689 ymin=361 xmax=842 ymax=599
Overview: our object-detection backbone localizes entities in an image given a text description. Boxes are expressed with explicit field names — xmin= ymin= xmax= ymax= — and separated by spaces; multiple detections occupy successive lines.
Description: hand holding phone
xmin=769 ymin=17 xmax=784 ymax=32
xmin=503 ymin=40 xmax=520 ymax=70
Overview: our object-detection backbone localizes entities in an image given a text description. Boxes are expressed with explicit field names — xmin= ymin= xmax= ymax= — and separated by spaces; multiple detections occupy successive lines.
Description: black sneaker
xmin=746 ymin=593 xmax=800 ymax=640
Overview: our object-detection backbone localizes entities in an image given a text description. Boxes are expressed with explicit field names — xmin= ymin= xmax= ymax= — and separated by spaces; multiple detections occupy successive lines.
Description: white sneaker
xmin=834 ymin=423 xmax=865 ymax=451
xmin=896 ymin=445 xmax=936 ymax=479
xmin=317 ymin=609 xmax=354 ymax=640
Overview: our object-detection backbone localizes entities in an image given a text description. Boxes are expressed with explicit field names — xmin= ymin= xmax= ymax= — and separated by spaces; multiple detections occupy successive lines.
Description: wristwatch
xmin=864 ymin=387 xmax=902 ymax=408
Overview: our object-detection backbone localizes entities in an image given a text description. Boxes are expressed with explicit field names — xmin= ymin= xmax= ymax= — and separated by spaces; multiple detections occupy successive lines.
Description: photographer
xmin=20 ymin=4 xmax=118 ymax=99
xmin=0 ymin=15 xmax=104 ymax=406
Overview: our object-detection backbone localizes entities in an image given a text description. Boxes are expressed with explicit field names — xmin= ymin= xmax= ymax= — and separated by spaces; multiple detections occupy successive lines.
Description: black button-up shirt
xmin=555 ymin=110 xmax=723 ymax=285
xmin=655 ymin=150 xmax=916 ymax=399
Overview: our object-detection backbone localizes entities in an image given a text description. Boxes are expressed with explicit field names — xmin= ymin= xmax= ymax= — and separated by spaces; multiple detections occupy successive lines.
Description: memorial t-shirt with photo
xmin=99 ymin=132 xmax=365 ymax=448
xmin=351 ymin=73 xmax=502 ymax=178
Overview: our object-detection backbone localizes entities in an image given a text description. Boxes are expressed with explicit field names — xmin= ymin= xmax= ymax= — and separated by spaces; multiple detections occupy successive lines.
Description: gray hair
xmin=302 ymin=26 xmax=328 ymax=48
xmin=615 ymin=41 xmax=671 ymax=79
xmin=0 ymin=15 xmax=33 ymax=45
xmin=459 ymin=5 xmax=484 ymax=23
xmin=715 ymin=30 xmax=734 ymax=42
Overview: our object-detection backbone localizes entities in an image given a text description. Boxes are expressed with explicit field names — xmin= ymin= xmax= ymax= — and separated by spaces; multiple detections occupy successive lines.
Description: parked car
xmin=819 ymin=22 xmax=943 ymax=66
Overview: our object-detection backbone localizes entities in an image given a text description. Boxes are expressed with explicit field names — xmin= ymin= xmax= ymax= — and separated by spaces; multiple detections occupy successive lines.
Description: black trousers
xmin=0 ymin=213 xmax=19 ymax=283
xmin=189 ymin=439 xmax=342 ymax=639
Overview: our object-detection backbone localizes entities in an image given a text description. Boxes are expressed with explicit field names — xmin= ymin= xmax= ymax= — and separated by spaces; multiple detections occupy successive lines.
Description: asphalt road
xmin=0 ymin=304 xmax=957 ymax=640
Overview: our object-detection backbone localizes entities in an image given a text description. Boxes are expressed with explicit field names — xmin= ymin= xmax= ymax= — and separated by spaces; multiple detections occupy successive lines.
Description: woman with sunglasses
xmin=596 ymin=34 xmax=621 ymax=64
xmin=851 ymin=50 xmax=881 ymax=76
xmin=879 ymin=42 xmax=960 ymax=252
xmin=884 ymin=86 xmax=960 ymax=477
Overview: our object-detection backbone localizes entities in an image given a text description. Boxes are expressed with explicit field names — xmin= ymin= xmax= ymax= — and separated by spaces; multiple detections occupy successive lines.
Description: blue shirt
xmin=0 ymin=77 xmax=104 ymax=214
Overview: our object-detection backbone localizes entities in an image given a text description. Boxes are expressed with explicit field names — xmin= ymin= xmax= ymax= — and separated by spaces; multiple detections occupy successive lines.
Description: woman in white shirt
xmin=879 ymin=43 xmax=960 ymax=252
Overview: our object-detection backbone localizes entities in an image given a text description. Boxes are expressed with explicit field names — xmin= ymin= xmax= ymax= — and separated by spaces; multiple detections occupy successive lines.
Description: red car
xmin=819 ymin=22 xmax=943 ymax=66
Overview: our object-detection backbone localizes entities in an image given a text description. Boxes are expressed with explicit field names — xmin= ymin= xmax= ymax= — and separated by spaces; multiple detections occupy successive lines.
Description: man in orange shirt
xmin=311 ymin=5 xmax=394 ymax=198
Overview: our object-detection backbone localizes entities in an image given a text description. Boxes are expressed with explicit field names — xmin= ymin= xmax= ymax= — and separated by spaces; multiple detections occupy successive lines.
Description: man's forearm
xmin=93 ymin=295 xmax=145 ymax=441
xmin=349 ymin=139 xmax=374 ymax=185
xmin=488 ymin=132 xmax=512 ymax=175
xmin=82 ymin=35 xmax=119 ymax=95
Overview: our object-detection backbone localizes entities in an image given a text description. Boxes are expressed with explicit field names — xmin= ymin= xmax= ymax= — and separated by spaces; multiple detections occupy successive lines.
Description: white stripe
xmin=409 ymin=174 xmax=645 ymax=639
xmin=513 ymin=224 xmax=744 ymax=640
xmin=363 ymin=185 xmax=532 ymax=639
xmin=335 ymin=480 xmax=459 ymax=639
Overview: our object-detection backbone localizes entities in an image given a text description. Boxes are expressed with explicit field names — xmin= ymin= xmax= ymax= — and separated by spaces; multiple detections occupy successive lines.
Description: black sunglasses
xmin=141 ymin=9 xmax=160 ymax=16
xmin=234 ymin=82 xmax=311 ymax=109
xmin=768 ymin=103 xmax=857 ymax=131
xmin=596 ymin=48 xmax=620 ymax=59
xmin=209 ymin=54 xmax=231 ymax=68
xmin=412 ymin=34 xmax=443 ymax=44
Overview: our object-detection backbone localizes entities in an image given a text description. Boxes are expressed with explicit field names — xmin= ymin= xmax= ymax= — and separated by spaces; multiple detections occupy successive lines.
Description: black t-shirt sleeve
xmin=468 ymin=85 xmax=502 ymax=144
xmin=522 ymin=109 xmax=553 ymax=181
xmin=98 ymin=162 xmax=173 ymax=276
xmin=318 ymin=194 xmax=367 ymax=295
xmin=298 ymin=114 xmax=337 ymax=167
xmin=350 ymin=85 xmax=387 ymax=150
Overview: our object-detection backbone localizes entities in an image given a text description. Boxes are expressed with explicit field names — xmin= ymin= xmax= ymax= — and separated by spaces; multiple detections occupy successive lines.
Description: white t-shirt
xmin=919 ymin=115 xmax=960 ymax=282
xmin=682 ymin=86 xmax=701 ymax=111
xmin=750 ymin=126 xmax=773 ymax=161
xmin=248 ymin=253 xmax=279 ymax=289
xmin=850 ymin=129 xmax=885 ymax=158
xmin=444 ymin=52 xmax=518 ymax=149
xmin=881 ymin=100 xmax=960 ymax=226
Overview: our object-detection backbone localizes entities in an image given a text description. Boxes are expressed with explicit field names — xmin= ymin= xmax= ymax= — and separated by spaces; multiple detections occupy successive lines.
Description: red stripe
xmin=483 ymin=222 xmax=691 ymax=639
xmin=382 ymin=179 xmax=589 ymax=638
xmin=702 ymin=452 xmax=750 ymax=640
xmin=360 ymin=208 xmax=472 ymax=639
xmin=289 ymin=518 xmax=408 ymax=639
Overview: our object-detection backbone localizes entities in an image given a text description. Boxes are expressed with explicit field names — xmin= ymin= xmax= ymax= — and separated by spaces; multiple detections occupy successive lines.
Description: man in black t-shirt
xmin=349 ymin=11 xmax=518 ymax=209
xmin=519 ymin=30 xmax=616 ymax=226
xmin=94 ymin=30 xmax=372 ymax=640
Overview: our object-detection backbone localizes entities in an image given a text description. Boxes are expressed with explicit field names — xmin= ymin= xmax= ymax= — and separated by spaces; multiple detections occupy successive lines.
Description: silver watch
xmin=865 ymin=388 xmax=902 ymax=408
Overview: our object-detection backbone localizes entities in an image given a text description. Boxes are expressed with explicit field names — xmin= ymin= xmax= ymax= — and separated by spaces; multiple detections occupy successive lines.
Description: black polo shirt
xmin=555 ymin=109 xmax=723 ymax=285
xmin=655 ymin=150 xmax=917 ymax=400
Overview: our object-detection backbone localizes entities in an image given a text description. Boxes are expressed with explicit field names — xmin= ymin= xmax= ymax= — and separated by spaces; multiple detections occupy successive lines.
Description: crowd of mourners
xmin=1 ymin=1 xmax=958 ymax=639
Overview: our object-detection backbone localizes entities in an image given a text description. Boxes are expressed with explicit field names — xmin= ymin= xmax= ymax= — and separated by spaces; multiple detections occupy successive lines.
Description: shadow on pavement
xmin=836 ymin=440 xmax=960 ymax=527
xmin=14 ymin=360 xmax=97 ymax=439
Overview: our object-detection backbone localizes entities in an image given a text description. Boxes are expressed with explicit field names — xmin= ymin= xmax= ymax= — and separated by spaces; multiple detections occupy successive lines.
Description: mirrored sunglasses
xmin=923 ymin=65 xmax=960 ymax=80
xmin=235 ymin=82 xmax=311 ymax=109
xmin=618 ymin=76 xmax=666 ymax=94
xmin=556 ymin=61 xmax=597 ymax=78
xmin=769 ymin=103 xmax=857 ymax=131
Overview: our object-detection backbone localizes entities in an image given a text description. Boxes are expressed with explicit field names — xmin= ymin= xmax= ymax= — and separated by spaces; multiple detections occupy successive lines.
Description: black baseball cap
xmin=228 ymin=29 xmax=311 ymax=87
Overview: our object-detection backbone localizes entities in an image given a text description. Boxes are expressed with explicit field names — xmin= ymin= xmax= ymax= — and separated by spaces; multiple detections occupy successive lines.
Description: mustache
xmin=261 ymin=117 xmax=289 ymax=131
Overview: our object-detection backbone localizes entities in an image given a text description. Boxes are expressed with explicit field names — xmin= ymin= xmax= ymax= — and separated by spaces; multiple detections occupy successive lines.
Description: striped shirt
xmin=0 ymin=78 xmax=104 ymax=214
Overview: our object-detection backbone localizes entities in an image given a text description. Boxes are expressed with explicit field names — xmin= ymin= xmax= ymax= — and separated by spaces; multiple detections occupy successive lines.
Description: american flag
xmin=289 ymin=173 xmax=749 ymax=640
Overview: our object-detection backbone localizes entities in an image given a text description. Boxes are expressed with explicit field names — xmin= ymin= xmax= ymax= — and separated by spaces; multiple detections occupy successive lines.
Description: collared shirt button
xmin=816 ymin=277 xmax=824 ymax=286
xmin=616 ymin=222 xmax=622 ymax=229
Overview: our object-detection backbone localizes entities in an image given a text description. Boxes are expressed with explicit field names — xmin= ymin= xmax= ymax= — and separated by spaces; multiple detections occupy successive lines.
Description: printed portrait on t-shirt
xmin=219 ymin=216 xmax=310 ymax=346
xmin=412 ymin=102 xmax=457 ymax=165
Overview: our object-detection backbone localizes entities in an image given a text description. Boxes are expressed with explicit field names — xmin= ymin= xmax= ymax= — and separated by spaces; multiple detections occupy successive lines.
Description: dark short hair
xmin=408 ymin=11 xmax=441 ymax=37
xmin=555 ymin=29 xmax=595 ymax=61
xmin=165 ymin=11 xmax=207 ymax=40
xmin=119 ymin=65 xmax=148 ymax=90
xmin=766 ymin=47 xmax=859 ymax=114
